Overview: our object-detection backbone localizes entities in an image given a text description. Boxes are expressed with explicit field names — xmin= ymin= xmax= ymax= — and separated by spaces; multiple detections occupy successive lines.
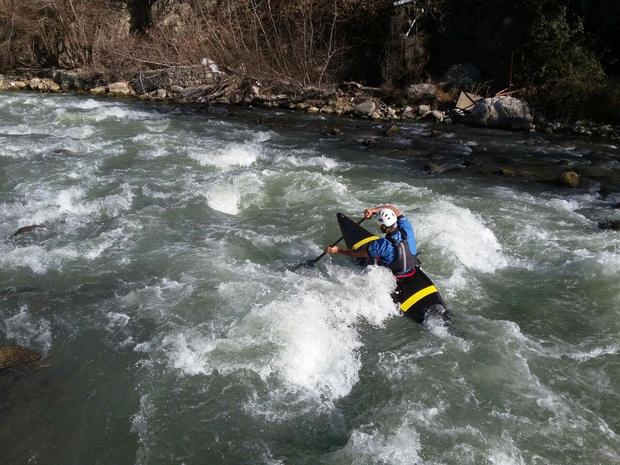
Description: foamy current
xmin=1 ymin=93 xmax=618 ymax=465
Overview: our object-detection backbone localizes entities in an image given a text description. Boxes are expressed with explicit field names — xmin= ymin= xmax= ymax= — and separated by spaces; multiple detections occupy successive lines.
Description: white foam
xmin=204 ymin=172 xmax=265 ymax=215
xmin=3 ymin=306 xmax=52 ymax=355
xmin=158 ymin=265 xmax=397 ymax=408
xmin=0 ymin=244 xmax=80 ymax=273
xmin=190 ymin=141 xmax=260 ymax=170
xmin=419 ymin=200 xmax=508 ymax=273
xmin=106 ymin=312 xmax=131 ymax=330
xmin=488 ymin=436 xmax=526 ymax=465
xmin=131 ymin=394 xmax=155 ymax=465
xmin=342 ymin=421 xmax=422 ymax=465
xmin=272 ymin=152 xmax=342 ymax=171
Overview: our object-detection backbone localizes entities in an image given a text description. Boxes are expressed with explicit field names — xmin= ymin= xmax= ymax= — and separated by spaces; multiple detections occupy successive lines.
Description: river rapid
xmin=0 ymin=93 xmax=618 ymax=465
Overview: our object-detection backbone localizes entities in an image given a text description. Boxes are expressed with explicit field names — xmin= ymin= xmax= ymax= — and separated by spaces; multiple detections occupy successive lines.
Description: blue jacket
xmin=367 ymin=216 xmax=417 ymax=269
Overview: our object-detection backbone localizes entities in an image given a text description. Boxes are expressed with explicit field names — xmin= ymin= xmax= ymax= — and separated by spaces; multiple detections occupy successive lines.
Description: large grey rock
xmin=0 ymin=345 xmax=41 ymax=370
xmin=353 ymin=100 xmax=376 ymax=116
xmin=463 ymin=96 xmax=533 ymax=130
xmin=442 ymin=63 xmax=481 ymax=88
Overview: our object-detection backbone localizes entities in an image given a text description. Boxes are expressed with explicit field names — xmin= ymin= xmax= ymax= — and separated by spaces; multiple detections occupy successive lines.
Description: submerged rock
xmin=10 ymin=224 xmax=44 ymax=238
xmin=598 ymin=219 xmax=620 ymax=231
xmin=0 ymin=345 xmax=41 ymax=371
xmin=385 ymin=125 xmax=400 ymax=137
xmin=558 ymin=171 xmax=581 ymax=188
xmin=424 ymin=162 xmax=446 ymax=174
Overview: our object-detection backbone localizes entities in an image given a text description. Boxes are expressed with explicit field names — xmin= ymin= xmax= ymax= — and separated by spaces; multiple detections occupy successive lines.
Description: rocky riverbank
xmin=1 ymin=64 xmax=619 ymax=141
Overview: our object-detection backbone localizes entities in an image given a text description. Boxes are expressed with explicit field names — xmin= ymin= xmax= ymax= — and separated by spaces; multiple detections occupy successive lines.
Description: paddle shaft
xmin=306 ymin=216 xmax=367 ymax=265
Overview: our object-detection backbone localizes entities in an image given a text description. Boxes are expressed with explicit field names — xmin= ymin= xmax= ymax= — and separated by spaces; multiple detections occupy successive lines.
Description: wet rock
xmin=353 ymin=100 xmax=376 ymax=116
xmin=326 ymin=127 xmax=342 ymax=136
xmin=598 ymin=219 xmax=620 ymax=231
xmin=90 ymin=86 xmax=107 ymax=96
xmin=441 ymin=63 xmax=481 ymax=88
xmin=51 ymin=148 xmax=78 ymax=156
xmin=401 ymin=106 xmax=416 ymax=118
xmin=418 ymin=105 xmax=431 ymax=117
xmin=10 ymin=224 xmax=44 ymax=238
xmin=429 ymin=110 xmax=444 ymax=122
xmin=424 ymin=162 xmax=445 ymax=174
xmin=498 ymin=167 xmax=516 ymax=176
xmin=108 ymin=81 xmax=132 ymax=96
xmin=359 ymin=137 xmax=378 ymax=147
xmin=430 ymin=128 xmax=441 ymax=137
xmin=463 ymin=96 xmax=533 ymax=130
xmin=0 ymin=345 xmax=41 ymax=371
xmin=558 ymin=171 xmax=581 ymax=188
xmin=307 ymin=106 xmax=319 ymax=113
xmin=384 ymin=125 xmax=400 ymax=137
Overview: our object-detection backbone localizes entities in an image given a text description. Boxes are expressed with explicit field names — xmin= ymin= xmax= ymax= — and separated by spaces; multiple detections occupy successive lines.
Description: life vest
xmin=386 ymin=229 xmax=418 ymax=276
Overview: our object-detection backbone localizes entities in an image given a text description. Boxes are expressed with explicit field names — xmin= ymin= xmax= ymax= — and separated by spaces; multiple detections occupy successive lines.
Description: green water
xmin=0 ymin=93 xmax=618 ymax=465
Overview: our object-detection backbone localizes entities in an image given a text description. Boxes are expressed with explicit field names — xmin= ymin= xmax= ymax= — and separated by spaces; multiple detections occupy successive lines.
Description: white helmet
xmin=376 ymin=208 xmax=397 ymax=228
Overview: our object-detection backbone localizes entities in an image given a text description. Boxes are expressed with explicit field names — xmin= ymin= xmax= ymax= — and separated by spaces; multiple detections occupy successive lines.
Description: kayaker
xmin=325 ymin=204 xmax=417 ymax=278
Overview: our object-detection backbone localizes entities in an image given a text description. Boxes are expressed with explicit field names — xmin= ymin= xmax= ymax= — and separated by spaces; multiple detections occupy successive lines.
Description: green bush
xmin=519 ymin=6 xmax=606 ymax=120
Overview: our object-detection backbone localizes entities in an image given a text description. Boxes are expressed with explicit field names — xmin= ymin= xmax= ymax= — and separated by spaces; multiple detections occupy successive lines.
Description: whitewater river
xmin=0 ymin=93 xmax=618 ymax=465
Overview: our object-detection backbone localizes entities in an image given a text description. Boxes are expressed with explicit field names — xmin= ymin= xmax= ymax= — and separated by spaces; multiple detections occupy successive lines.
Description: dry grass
xmin=0 ymin=0 xmax=391 ymax=86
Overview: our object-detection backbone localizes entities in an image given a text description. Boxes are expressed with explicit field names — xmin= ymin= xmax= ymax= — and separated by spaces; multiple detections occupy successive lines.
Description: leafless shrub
xmin=0 ymin=0 xmax=390 ymax=86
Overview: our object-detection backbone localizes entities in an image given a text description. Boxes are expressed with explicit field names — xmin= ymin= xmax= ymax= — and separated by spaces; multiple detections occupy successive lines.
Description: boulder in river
xmin=11 ymin=224 xmax=44 ymax=238
xmin=558 ymin=171 xmax=581 ymax=188
xmin=353 ymin=100 xmax=376 ymax=117
xmin=0 ymin=345 xmax=41 ymax=371
xmin=463 ymin=96 xmax=533 ymax=130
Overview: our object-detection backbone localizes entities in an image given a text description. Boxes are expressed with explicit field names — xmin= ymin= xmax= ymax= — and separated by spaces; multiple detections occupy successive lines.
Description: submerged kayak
xmin=337 ymin=213 xmax=451 ymax=323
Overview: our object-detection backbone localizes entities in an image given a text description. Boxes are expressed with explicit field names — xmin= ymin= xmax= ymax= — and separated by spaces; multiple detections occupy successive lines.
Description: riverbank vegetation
xmin=0 ymin=0 xmax=618 ymax=121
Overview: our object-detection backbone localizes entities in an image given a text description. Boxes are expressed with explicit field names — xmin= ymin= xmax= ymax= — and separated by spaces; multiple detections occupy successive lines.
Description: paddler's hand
xmin=364 ymin=208 xmax=377 ymax=219
xmin=326 ymin=246 xmax=341 ymax=255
